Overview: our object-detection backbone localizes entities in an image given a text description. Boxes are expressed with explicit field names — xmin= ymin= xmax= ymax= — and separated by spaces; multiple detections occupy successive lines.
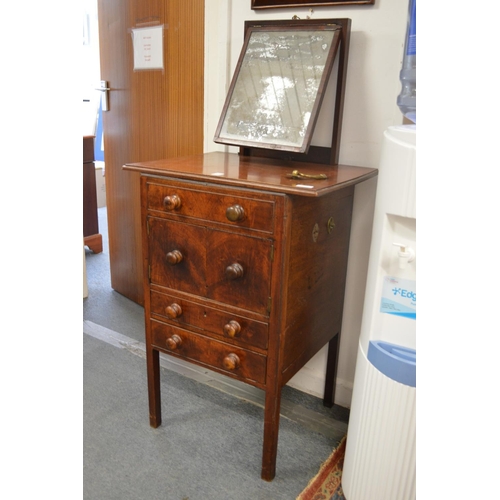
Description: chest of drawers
xmin=124 ymin=152 xmax=377 ymax=480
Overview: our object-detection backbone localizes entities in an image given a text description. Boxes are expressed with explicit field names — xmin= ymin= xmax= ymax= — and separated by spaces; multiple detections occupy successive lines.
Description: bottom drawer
xmin=150 ymin=319 xmax=267 ymax=386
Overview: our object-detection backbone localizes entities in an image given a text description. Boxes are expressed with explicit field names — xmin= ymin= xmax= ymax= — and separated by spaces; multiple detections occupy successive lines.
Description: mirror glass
xmin=214 ymin=26 xmax=341 ymax=153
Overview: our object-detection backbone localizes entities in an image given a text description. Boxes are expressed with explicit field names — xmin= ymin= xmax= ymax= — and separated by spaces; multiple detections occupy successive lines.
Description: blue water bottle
xmin=397 ymin=0 xmax=416 ymax=123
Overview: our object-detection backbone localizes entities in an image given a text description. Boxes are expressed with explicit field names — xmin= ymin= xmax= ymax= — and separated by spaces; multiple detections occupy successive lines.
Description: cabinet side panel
xmin=281 ymin=187 xmax=354 ymax=381
xmin=141 ymin=176 xmax=152 ymax=320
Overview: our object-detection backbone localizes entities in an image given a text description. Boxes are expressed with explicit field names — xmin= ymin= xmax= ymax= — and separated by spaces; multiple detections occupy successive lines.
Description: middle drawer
xmin=150 ymin=290 xmax=268 ymax=350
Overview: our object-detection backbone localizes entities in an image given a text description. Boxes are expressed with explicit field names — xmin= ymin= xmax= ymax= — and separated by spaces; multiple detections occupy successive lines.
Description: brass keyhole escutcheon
xmin=312 ymin=223 xmax=319 ymax=243
xmin=327 ymin=217 xmax=335 ymax=234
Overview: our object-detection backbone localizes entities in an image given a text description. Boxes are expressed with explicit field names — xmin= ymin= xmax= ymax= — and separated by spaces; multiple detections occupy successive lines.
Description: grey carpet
xmin=83 ymin=207 xmax=349 ymax=499
xmin=84 ymin=333 xmax=341 ymax=499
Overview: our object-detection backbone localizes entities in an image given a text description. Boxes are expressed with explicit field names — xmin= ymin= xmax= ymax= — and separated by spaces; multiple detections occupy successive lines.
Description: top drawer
xmin=146 ymin=179 xmax=277 ymax=234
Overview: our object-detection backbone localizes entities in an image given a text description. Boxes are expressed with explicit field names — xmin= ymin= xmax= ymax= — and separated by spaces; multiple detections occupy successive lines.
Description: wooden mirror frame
xmin=214 ymin=21 xmax=343 ymax=156
xmin=226 ymin=18 xmax=351 ymax=166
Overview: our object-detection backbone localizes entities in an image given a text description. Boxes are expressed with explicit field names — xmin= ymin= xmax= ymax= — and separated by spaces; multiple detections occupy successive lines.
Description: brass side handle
xmin=165 ymin=303 xmax=182 ymax=319
xmin=163 ymin=194 xmax=182 ymax=210
xmin=225 ymin=263 xmax=244 ymax=280
xmin=223 ymin=320 xmax=241 ymax=338
xmin=223 ymin=353 xmax=240 ymax=371
xmin=327 ymin=217 xmax=335 ymax=234
xmin=226 ymin=204 xmax=245 ymax=222
xmin=166 ymin=249 xmax=183 ymax=265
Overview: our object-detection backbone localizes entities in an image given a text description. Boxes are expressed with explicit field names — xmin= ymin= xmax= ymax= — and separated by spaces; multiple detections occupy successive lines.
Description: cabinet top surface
xmin=124 ymin=152 xmax=377 ymax=197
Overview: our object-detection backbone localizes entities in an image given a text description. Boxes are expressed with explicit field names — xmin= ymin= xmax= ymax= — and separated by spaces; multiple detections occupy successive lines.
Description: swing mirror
xmin=214 ymin=23 xmax=342 ymax=154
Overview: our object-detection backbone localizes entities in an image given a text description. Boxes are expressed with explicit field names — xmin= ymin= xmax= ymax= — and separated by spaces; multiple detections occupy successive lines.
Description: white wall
xmin=204 ymin=0 xmax=408 ymax=407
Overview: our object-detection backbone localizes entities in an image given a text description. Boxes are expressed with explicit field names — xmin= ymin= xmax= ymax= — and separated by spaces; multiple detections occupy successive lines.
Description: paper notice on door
xmin=132 ymin=25 xmax=164 ymax=71
xmin=380 ymin=276 xmax=416 ymax=320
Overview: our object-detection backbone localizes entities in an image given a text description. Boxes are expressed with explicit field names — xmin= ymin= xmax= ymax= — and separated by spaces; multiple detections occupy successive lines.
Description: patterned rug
xmin=296 ymin=436 xmax=346 ymax=500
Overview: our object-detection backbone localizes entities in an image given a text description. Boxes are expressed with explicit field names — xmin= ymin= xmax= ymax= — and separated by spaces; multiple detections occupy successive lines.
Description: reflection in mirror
xmin=214 ymin=27 xmax=340 ymax=153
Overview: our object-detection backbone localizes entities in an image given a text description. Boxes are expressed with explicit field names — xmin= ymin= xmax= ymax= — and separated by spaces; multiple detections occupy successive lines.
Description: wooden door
xmin=97 ymin=0 xmax=204 ymax=304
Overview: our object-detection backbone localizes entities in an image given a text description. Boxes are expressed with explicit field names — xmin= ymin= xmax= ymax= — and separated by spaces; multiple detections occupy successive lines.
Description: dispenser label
xmin=380 ymin=276 xmax=416 ymax=320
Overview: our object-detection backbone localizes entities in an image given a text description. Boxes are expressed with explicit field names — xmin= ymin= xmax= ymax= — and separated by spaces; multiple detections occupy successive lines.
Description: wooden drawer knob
xmin=225 ymin=263 xmax=244 ymax=280
xmin=226 ymin=204 xmax=245 ymax=222
xmin=223 ymin=353 xmax=240 ymax=370
xmin=163 ymin=194 xmax=181 ymax=210
xmin=223 ymin=320 xmax=241 ymax=338
xmin=166 ymin=249 xmax=183 ymax=265
xmin=166 ymin=334 xmax=182 ymax=350
xmin=165 ymin=303 xmax=182 ymax=319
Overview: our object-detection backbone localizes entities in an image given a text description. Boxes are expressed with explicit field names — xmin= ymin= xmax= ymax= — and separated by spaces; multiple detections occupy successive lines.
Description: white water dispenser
xmin=342 ymin=125 xmax=416 ymax=500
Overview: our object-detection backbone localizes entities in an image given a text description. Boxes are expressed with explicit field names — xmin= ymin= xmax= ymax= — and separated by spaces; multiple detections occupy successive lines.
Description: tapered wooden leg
xmin=146 ymin=347 xmax=162 ymax=427
xmin=261 ymin=387 xmax=282 ymax=481
xmin=323 ymin=333 xmax=340 ymax=408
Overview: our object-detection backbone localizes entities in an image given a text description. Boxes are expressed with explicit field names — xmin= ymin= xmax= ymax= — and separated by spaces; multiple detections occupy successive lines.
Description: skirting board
xmin=287 ymin=366 xmax=353 ymax=410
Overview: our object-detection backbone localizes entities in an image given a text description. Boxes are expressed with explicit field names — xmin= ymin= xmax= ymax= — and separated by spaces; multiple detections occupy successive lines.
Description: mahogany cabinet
xmin=124 ymin=152 xmax=377 ymax=480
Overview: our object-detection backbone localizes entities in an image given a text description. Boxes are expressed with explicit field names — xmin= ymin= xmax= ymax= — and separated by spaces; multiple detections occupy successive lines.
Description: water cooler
xmin=341 ymin=125 xmax=416 ymax=500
